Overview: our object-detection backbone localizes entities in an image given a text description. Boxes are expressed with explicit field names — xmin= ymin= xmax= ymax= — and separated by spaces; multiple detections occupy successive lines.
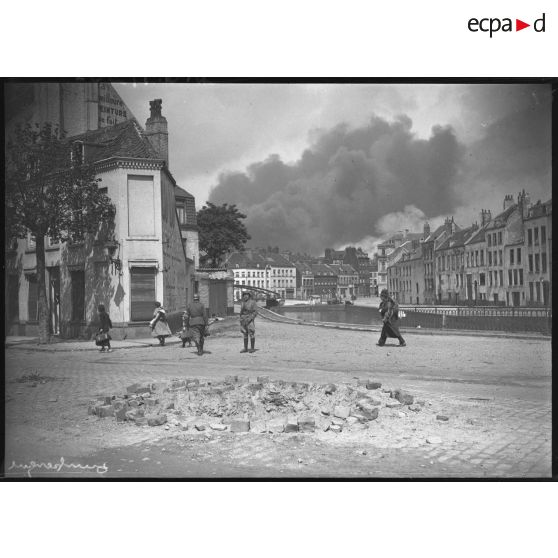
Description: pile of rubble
xmin=87 ymin=376 xmax=427 ymax=435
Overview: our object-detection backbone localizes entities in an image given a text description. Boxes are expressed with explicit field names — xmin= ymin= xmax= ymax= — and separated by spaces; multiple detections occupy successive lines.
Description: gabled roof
xmin=69 ymin=119 xmax=161 ymax=163
xmin=437 ymin=226 xmax=477 ymax=251
xmin=311 ymin=264 xmax=337 ymax=276
xmin=295 ymin=262 xmax=313 ymax=274
xmin=466 ymin=225 xmax=487 ymax=245
xmin=526 ymin=198 xmax=552 ymax=220
xmin=484 ymin=204 xmax=517 ymax=230
xmin=174 ymin=185 xmax=195 ymax=199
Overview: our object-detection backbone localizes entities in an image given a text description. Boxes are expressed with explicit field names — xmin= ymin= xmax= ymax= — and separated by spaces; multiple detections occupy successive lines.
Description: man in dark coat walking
xmin=185 ymin=294 xmax=208 ymax=356
xmin=376 ymin=289 xmax=406 ymax=347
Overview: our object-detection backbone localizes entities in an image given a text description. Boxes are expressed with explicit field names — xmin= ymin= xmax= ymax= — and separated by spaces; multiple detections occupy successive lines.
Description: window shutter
xmin=130 ymin=267 xmax=156 ymax=321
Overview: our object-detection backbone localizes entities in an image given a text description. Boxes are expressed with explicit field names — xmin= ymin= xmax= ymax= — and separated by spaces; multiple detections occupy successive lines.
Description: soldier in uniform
xmin=376 ymin=289 xmax=406 ymax=347
xmin=185 ymin=294 xmax=208 ymax=356
xmin=239 ymin=290 xmax=258 ymax=353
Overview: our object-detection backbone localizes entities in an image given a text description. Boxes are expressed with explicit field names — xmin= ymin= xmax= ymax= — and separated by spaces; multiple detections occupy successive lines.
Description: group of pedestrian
xmin=95 ymin=288 xmax=405 ymax=354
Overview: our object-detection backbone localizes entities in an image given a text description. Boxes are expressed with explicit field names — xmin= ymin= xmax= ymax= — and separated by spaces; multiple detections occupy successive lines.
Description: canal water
xmin=274 ymin=304 xmax=384 ymax=326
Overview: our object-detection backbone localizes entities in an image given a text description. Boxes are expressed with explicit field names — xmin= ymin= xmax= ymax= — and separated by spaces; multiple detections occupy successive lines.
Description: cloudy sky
xmin=114 ymin=82 xmax=551 ymax=255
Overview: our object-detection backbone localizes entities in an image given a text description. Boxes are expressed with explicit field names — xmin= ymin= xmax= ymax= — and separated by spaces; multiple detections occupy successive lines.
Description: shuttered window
xmin=71 ymin=270 xmax=85 ymax=321
xmin=27 ymin=274 xmax=38 ymax=321
xmin=130 ymin=267 xmax=156 ymax=321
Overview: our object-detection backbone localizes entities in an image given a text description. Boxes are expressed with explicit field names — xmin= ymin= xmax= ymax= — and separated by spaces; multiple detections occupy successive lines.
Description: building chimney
xmin=145 ymin=99 xmax=169 ymax=167
xmin=423 ymin=222 xmax=431 ymax=238
xmin=518 ymin=189 xmax=531 ymax=219
xmin=503 ymin=194 xmax=514 ymax=211
xmin=480 ymin=209 xmax=492 ymax=226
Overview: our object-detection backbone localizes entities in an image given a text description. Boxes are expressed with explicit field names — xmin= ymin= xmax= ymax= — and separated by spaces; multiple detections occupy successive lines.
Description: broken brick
xmin=333 ymin=406 xmax=351 ymax=419
xmin=147 ymin=414 xmax=167 ymax=427
xmin=297 ymin=416 xmax=315 ymax=433
xmin=230 ymin=419 xmax=250 ymax=433
xmin=96 ymin=405 xmax=114 ymax=418
xmin=285 ymin=416 xmax=299 ymax=433
xmin=366 ymin=381 xmax=382 ymax=390
xmin=268 ymin=418 xmax=286 ymax=433
xmin=391 ymin=389 xmax=414 ymax=405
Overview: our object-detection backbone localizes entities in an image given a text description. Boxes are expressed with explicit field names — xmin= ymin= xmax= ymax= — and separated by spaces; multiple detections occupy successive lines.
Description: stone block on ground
xmin=358 ymin=404 xmax=379 ymax=421
xmin=285 ymin=416 xmax=299 ymax=433
xmin=325 ymin=384 xmax=337 ymax=395
xmin=147 ymin=414 xmax=167 ymax=427
xmin=134 ymin=417 xmax=148 ymax=426
xmin=391 ymin=389 xmax=414 ymax=405
xmin=126 ymin=383 xmax=140 ymax=394
xmin=257 ymin=376 xmax=270 ymax=384
xmin=195 ymin=423 xmax=207 ymax=431
xmin=115 ymin=407 xmax=128 ymax=422
xmin=346 ymin=416 xmax=358 ymax=426
xmin=250 ymin=420 xmax=267 ymax=433
xmin=230 ymin=419 xmax=250 ymax=433
xmin=96 ymin=405 xmax=114 ymax=418
xmin=320 ymin=407 xmax=331 ymax=416
xmin=210 ymin=423 xmax=228 ymax=431
xmin=329 ymin=424 xmax=342 ymax=433
xmin=297 ymin=416 xmax=315 ymax=433
xmin=170 ymin=380 xmax=186 ymax=389
xmin=408 ymin=404 xmax=421 ymax=412
xmin=331 ymin=417 xmax=345 ymax=427
xmin=427 ymin=436 xmax=442 ymax=444
xmin=125 ymin=410 xmax=138 ymax=421
xmin=111 ymin=400 xmax=128 ymax=411
xmin=135 ymin=385 xmax=152 ymax=395
xmin=166 ymin=402 xmax=175 ymax=410
xmin=128 ymin=400 xmax=139 ymax=408
xmin=366 ymin=381 xmax=382 ymax=390
xmin=436 ymin=415 xmax=449 ymax=422
xmin=334 ymin=406 xmax=351 ymax=419
xmin=268 ymin=418 xmax=286 ymax=433
xmin=224 ymin=375 xmax=238 ymax=384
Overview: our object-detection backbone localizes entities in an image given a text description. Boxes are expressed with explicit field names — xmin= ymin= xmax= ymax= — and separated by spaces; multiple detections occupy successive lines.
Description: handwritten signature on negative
xmin=8 ymin=457 xmax=108 ymax=478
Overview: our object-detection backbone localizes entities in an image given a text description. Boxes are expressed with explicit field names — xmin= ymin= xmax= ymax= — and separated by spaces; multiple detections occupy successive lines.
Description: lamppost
xmin=104 ymin=239 xmax=122 ymax=276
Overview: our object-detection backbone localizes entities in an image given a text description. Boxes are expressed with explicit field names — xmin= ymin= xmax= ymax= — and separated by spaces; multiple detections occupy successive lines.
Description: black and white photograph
xmin=3 ymin=80 xmax=552 ymax=479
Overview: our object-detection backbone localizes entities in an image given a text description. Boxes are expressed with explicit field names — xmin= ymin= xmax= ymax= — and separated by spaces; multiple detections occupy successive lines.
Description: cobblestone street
xmin=4 ymin=319 xmax=552 ymax=478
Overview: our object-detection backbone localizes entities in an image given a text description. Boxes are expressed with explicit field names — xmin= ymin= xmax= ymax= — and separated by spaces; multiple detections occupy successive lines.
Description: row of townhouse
xmin=323 ymin=247 xmax=378 ymax=297
xmin=387 ymin=192 xmax=552 ymax=307
xmin=226 ymin=251 xmax=297 ymax=300
xmin=293 ymin=263 xmax=359 ymax=300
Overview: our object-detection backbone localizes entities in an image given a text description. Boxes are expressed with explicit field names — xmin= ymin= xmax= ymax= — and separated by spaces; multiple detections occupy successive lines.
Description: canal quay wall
xmin=267 ymin=304 xmax=551 ymax=336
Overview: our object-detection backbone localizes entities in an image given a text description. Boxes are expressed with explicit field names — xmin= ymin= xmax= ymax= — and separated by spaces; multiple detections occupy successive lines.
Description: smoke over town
xmin=208 ymin=85 xmax=550 ymax=255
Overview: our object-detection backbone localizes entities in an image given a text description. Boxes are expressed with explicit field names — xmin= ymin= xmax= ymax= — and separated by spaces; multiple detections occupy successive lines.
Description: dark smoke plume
xmin=209 ymin=102 xmax=549 ymax=254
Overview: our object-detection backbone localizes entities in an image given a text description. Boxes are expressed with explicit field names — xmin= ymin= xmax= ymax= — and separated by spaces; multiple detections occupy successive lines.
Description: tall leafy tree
xmin=197 ymin=202 xmax=250 ymax=267
xmin=5 ymin=123 xmax=116 ymax=343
